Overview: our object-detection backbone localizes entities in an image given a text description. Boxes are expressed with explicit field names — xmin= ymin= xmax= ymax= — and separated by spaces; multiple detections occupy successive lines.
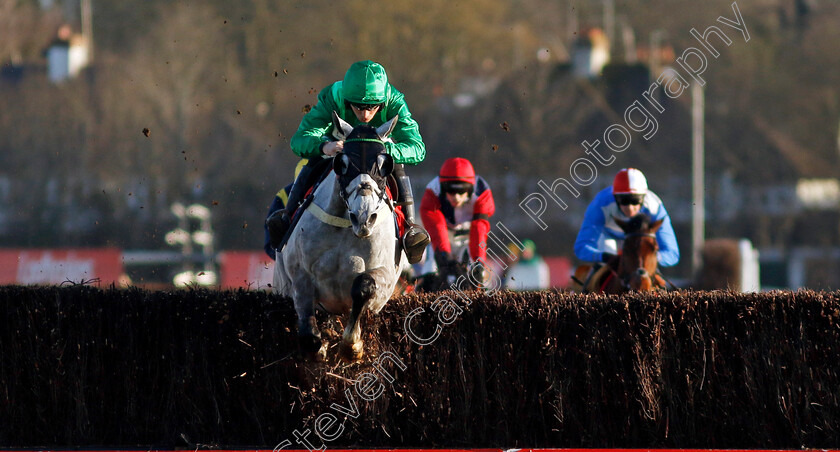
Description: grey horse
xmin=274 ymin=112 xmax=406 ymax=361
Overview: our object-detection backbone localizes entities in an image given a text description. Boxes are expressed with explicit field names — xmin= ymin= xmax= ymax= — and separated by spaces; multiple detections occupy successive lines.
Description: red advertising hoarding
xmin=218 ymin=252 xmax=573 ymax=291
xmin=0 ymin=248 xmax=124 ymax=285
xmin=218 ymin=251 xmax=275 ymax=290
xmin=544 ymin=256 xmax=572 ymax=288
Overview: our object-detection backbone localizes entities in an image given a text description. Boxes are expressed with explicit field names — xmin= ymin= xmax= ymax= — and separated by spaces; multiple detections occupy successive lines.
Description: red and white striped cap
xmin=612 ymin=168 xmax=648 ymax=195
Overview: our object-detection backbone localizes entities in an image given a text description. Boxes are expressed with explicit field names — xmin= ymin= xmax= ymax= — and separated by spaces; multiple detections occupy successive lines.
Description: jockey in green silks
xmin=266 ymin=60 xmax=431 ymax=264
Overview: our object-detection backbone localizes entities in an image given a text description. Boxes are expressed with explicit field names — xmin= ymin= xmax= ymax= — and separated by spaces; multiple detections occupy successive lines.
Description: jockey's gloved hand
xmin=601 ymin=252 xmax=617 ymax=263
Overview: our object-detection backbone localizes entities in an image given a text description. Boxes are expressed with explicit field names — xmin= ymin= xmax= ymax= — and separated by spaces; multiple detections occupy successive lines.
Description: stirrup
xmin=402 ymin=225 xmax=430 ymax=264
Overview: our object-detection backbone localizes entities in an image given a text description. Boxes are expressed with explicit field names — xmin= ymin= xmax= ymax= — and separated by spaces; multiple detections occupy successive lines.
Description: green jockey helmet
xmin=342 ymin=60 xmax=388 ymax=105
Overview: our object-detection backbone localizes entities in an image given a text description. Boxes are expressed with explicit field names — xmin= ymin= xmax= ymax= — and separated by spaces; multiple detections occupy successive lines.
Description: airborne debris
xmin=142 ymin=128 xmax=150 ymax=137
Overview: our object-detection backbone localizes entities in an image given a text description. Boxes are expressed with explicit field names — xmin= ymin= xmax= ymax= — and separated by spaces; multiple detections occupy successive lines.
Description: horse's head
xmin=614 ymin=213 xmax=664 ymax=291
xmin=331 ymin=111 xmax=396 ymax=238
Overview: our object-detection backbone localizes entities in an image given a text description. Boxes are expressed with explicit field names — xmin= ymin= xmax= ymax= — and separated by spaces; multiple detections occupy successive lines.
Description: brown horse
xmin=574 ymin=213 xmax=667 ymax=294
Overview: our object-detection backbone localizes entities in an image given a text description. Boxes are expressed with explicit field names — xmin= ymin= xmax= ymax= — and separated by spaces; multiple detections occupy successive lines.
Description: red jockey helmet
xmin=439 ymin=158 xmax=476 ymax=194
xmin=439 ymin=158 xmax=476 ymax=184
xmin=612 ymin=168 xmax=648 ymax=195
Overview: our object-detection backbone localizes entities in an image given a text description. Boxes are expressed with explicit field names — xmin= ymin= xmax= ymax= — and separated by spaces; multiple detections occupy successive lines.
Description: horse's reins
xmin=656 ymin=269 xmax=680 ymax=291
xmin=624 ymin=231 xmax=657 ymax=239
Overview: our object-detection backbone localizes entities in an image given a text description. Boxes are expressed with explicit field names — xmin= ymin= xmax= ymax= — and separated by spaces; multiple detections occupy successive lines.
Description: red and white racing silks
xmin=420 ymin=174 xmax=495 ymax=265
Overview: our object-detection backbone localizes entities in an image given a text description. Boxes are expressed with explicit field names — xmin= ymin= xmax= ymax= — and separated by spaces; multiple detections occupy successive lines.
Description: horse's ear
xmin=649 ymin=218 xmax=664 ymax=234
xmin=331 ymin=111 xmax=354 ymax=140
xmin=333 ymin=153 xmax=350 ymax=175
xmin=613 ymin=216 xmax=629 ymax=232
xmin=376 ymin=153 xmax=394 ymax=178
xmin=375 ymin=114 xmax=398 ymax=140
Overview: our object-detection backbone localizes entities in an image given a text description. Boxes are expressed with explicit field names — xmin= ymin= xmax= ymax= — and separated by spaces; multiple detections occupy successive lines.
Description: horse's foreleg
xmin=340 ymin=273 xmax=376 ymax=361
xmin=293 ymin=280 xmax=326 ymax=361
xmin=273 ymin=252 xmax=292 ymax=296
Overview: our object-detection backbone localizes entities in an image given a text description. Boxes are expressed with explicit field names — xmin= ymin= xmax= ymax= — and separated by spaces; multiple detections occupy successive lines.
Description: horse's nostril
xmin=350 ymin=213 xmax=358 ymax=225
xmin=368 ymin=213 xmax=377 ymax=225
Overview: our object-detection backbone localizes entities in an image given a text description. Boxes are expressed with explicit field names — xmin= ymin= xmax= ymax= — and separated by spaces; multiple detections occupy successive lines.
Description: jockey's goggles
xmin=441 ymin=181 xmax=473 ymax=196
xmin=348 ymin=101 xmax=383 ymax=111
xmin=615 ymin=193 xmax=645 ymax=206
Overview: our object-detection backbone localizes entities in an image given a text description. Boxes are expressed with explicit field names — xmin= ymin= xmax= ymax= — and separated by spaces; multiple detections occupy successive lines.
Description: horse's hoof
xmin=339 ymin=341 xmax=364 ymax=362
xmin=304 ymin=345 xmax=327 ymax=362
xmin=299 ymin=335 xmax=324 ymax=361
xmin=313 ymin=343 xmax=327 ymax=362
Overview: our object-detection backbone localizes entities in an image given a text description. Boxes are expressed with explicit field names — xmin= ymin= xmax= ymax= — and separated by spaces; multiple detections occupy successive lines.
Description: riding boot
xmin=394 ymin=169 xmax=430 ymax=264
xmin=267 ymin=163 xmax=315 ymax=248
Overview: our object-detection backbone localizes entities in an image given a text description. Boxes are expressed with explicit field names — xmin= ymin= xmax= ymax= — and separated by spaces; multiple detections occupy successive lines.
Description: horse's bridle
xmin=339 ymin=176 xmax=389 ymax=207
xmin=336 ymin=141 xmax=393 ymax=216
xmin=618 ymin=231 xmax=662 ymax=291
